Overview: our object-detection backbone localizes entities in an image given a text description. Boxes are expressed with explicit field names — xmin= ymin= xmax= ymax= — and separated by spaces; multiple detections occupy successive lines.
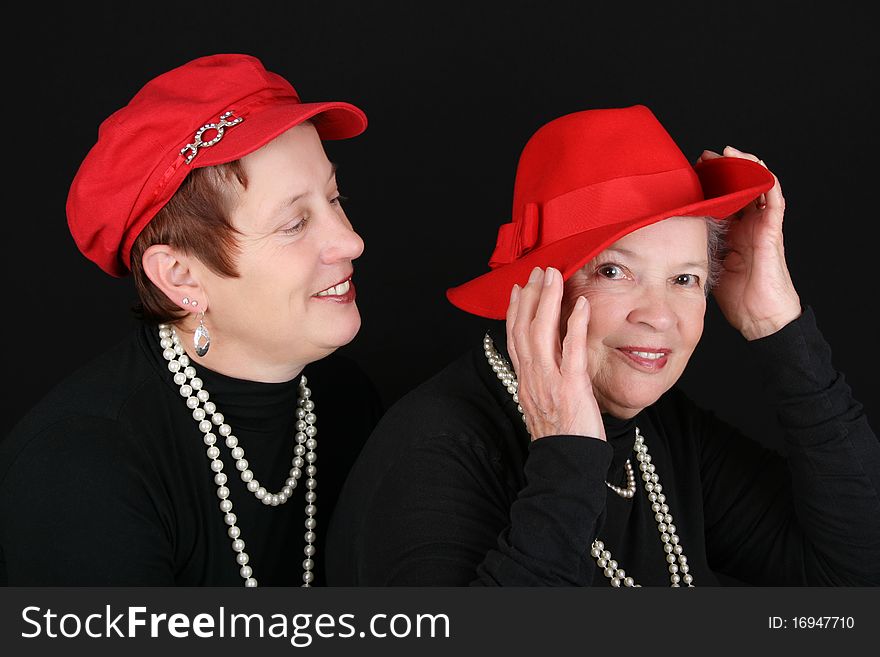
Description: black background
xmin=4 ymin=0 xmax=876 ymax=448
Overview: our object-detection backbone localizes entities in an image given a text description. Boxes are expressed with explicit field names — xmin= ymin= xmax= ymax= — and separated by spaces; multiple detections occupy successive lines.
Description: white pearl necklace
xmin=483 ymin=334 xmax=693 ymax=587
xmin=159 ymin=324 xmax=318 ymax=587
xmin=606 ymin=459 xmax=637 ymax=499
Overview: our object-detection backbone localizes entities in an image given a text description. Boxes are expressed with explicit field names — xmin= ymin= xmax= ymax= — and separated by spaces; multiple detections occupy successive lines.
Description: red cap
xmin=446 ymin=105 xmax=774 ymax=319
xmin=67 ymin=53 xmax=368 ymax=277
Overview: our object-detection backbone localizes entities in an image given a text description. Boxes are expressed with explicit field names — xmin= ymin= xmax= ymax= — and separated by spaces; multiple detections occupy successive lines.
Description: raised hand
xmin=697 ymin=146 xmax=802 ymax=340
xmin=505 ymin=266 xmax=606 ymax=441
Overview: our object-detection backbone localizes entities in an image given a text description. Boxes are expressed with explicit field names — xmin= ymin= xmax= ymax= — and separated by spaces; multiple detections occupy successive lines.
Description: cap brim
xmin=193 ymin=99 xmax=367 ymax=168
xmin=447 ymin=157 xmax=775 ymax=319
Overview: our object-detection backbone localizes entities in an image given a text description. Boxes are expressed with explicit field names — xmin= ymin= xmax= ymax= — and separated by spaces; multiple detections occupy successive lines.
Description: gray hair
xmin=704 ymin=216 xmax=730 ymax=294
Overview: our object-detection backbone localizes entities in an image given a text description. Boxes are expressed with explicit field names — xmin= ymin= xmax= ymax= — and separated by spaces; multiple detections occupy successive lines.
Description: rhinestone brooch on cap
xmin=181 ymin=111 xmax=244 ymax=164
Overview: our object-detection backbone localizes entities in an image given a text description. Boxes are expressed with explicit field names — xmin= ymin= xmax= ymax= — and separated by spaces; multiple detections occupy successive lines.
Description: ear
xmin=141 ymin=244 xmax=209 ymax=313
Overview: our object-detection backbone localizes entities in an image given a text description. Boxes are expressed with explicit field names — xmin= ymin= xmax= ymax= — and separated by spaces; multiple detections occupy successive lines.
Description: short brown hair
xmin=129 ymin=161 xmax=248 ymax=324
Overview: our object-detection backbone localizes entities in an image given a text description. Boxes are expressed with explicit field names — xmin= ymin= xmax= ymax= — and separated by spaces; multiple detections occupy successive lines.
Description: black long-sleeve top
xmin=0 ymin=322 xmax=382 ymax=586
xmin=326 ymin=307 xmax=880 ymax=586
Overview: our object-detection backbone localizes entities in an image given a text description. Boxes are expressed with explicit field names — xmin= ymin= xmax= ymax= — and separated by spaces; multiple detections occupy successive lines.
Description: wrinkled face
xmin=560 ymin=217 xmax=709 ymax=419
xmin=200 ymin=123 xmax=364 ymax=371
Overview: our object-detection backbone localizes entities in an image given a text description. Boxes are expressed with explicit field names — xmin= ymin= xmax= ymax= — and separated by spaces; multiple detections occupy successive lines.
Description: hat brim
xmin=446 ymin=157 xmax=775 ymax=319
xmin=191 ymin=99 xmax=367 ymax=168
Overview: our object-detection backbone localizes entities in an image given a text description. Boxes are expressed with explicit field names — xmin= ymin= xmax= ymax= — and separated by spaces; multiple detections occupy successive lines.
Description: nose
xmin=626 ymin=285 xmax=676 ymax=332
xmin=319 ymin=207 xmax=365 ymax=264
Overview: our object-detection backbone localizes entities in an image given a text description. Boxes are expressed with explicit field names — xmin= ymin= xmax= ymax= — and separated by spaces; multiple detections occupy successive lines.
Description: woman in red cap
xmin=0 ymin=54 xmax=381 ymax=586
xmin=328 ymin=105 xmax=879 ymax=586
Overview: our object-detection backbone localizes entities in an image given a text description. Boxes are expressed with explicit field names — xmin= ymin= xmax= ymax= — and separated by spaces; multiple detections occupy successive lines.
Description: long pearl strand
xmin=483 ymin=333 xmax=693 ymax=587
xmin=159 ymin=324 xmax=318 ymax=587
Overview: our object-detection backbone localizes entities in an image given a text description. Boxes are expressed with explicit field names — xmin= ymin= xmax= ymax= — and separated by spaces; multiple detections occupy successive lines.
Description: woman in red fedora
xmin=328 ymin=105 xmax=879 ymax=586
xmin=0 ymin=54 xmax=382 ymax=586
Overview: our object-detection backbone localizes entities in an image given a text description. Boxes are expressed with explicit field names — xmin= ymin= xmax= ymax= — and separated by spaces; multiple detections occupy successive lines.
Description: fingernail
xmin=575 ymin=295 xmax=586 ymax=310
xmin=510 ymin=284 xmax=520 ymax=302
xmin=529 ymin=267 xmax=543 ymax=284
xmin=544 ymin=267 xmax=556 ymax=286
xmin=725 ymin=145 xmax=742 ymax=153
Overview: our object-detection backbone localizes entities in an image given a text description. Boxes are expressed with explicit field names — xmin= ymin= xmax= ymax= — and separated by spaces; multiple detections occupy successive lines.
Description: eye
xmin=281 ymin=217 xmax=309 ymax=235
xmin=596 ymin=263 xmax=626 ymax=280
xmin=330 ymin=193 xmax=349 ymax=206
xmin=673 ymin=273 xmax=701 ymax=287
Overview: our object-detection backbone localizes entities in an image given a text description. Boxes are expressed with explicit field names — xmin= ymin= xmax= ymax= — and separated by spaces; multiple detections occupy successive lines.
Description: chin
xmin=603 ymin=383 xmax=670 ymax=418
xmin=320 ymin=313 xmax=362 ymax=351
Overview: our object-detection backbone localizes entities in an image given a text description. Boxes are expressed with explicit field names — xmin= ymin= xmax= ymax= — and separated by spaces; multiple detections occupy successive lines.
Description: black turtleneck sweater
xmin=0 ymin=322 xmax=382 ymax=586
xmin=326 ymin=307 xmax=880 ymax=586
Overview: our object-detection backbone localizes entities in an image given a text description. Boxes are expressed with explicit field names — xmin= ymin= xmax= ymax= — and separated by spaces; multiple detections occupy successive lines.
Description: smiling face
xmin=193 ymin=122 xmax=364 ymax=380
xmin=560 ymin=216 xmax=709 ymax=419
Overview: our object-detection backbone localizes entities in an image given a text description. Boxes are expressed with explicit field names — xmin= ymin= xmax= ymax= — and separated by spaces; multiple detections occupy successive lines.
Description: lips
xmin=313 ymin=276 xmax=356 ymax=303
xmin=616 ymin=346 xmax=670 ymax=371
xmin=315 ymin=278 xmax=351 ymax=297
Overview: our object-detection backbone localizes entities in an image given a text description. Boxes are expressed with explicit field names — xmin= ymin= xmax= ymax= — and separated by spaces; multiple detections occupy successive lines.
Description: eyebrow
xmin=274 ymin=162 xmax=339 ymax=214
xmin=598 ymin=247 xmax=709 ymax=271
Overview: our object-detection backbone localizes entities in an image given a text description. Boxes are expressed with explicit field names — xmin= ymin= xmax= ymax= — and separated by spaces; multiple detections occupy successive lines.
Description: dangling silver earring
xmin=194 ymin=311 xmax=211 ymax=357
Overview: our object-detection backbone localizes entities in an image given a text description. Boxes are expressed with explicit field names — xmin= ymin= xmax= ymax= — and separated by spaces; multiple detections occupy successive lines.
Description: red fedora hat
xmin=446 ymin=105 xmax=775 ymax=319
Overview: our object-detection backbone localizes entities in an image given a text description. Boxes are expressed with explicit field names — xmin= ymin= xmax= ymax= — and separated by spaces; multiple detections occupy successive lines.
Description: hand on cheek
xmin=506 ymin=267 xmax=606 ymax=441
